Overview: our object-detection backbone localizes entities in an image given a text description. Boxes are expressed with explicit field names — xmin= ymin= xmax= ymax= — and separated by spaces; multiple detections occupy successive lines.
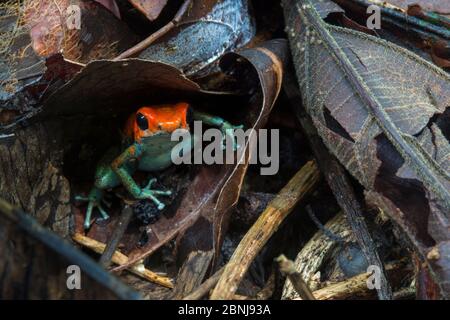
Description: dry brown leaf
xmin=129 ymin=0 xmax=168 ymax=21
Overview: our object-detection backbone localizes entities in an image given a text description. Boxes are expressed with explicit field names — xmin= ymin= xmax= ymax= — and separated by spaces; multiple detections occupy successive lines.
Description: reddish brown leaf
xmin=129 ymin=0 xmax=168 ymax=21
xmin=1 ymin=2 xmax=85 ymax=120
xmin=23 ymin=0 xmax=137 ymax=63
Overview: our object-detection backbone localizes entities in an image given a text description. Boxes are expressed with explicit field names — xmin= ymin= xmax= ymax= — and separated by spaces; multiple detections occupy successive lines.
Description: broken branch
xmin=276 ymin=254 xmax=316 ymax=300
xmin=72 ymin=233 xmax=173 ymax=289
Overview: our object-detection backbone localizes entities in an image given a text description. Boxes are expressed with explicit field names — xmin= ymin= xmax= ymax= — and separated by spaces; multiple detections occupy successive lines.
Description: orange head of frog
xmin=125 ymin=102 xmax=192 ymax=141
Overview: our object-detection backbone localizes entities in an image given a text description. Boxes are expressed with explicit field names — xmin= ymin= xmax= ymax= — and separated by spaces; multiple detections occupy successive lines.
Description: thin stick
xmin=182 ymin=267 xmax=225 ymax=300
xmin=276 ymin=255 xmax=315 ymax=300
xmin=308 ymin=260 xmax=405 ymax=300
xmin=113 ymin=0 xmax=192 ymax=60
xmin=184 ymin=267 xmax=276 ymax=300
xmin=99 ymin=205 xmax=134 ymax=268
xmin=0 ymin=133 xmax=14 ymax=139
xmin=0 ymin=198 xmax=141 ymax=300
xmin=210 ymin=160 xmax=320 ymax=299
xmin=73 ymin=233 xmax=173 ymax=288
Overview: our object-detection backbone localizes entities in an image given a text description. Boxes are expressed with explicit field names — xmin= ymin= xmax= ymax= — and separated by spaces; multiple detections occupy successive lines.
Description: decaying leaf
xmin=139 ymin=0 xmax=256 ymax=77
xmin=1 ymin=0 xmax=137 ymax=123
xmin=0 ymin=1 xmax=49 ymax=109
xmin=283 ymin=0 xmax=449 ymax=298
xmin=0 ymin=53 xmax=82 ymax=127
xmin=23 ymin=0 xmax=137 ymax=63
xmin=128 ymin=0 xmax=168 ymax=21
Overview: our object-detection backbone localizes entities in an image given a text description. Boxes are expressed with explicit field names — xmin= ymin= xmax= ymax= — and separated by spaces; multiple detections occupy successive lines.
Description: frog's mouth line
xmin=139 ymin=131 xmax=175 ymax=143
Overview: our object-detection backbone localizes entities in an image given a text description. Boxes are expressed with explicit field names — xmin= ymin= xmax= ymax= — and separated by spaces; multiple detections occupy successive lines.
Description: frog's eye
xmin=136 ymin=112 xmax=149 ymax=131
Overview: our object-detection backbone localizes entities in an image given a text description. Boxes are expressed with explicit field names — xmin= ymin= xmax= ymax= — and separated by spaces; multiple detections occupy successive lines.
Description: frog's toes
xmin=221 ymin=124 xmax=244 ymax=151
xmin=156 ymin=202 xmax=165 ymax=210
xmin=145 ymin=178 xmax=157 ymax=189
xmin=83 ymin=202 xmax=110 ymax=230
xmin=75 ymin=195 xmax=89 ymax=202
xmin=140 ymin=180 xmax=172 ymax=210
xmin=77 ymin=188 xmax=108 ymax=230
xmin=97 ymin=205 xmax=110 ymax=220
xmin=153 ymin=189 xmax=172 ymax=196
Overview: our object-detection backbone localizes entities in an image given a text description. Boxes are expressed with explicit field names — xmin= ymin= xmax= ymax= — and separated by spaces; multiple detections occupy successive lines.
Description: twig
xmin=0 ymin=133 xmax=14 ymax=139
xmin=393 ymin=287 xmax=416 ymax=300
xmin=113 ymin=0 xmax=192 ymax=60
xmin=334 ymin=0 xmax=450 ymax=39
xmin=210 ymin=160 xmax=320 ymax=299
xmin=99 ymin=205 xmax=134 ymax=268
xmin=307 ymin=260 xmax=406 ymax=300
xmin=232 ymin=294 xmax=249 ymax=300
xmin=183 ymin=267 xmax=275 ymax=300
xmin=73 ymin=233 xmax=173 ymax=288
xmin=0 ymin=198 xmax=141 ymax=300
xmin=276 ymin=255 xmax=315 ymax=300
xmin=256 ymin=271 xmax=276 ymax=300
xmin=282 ymin=212 xmax=350 ymax=299
xmin=284 ymin=68 xmax=393 ymax=300
xmin=172 ymin=250 xmax=214 ymax=299
xmin=182 ymin=267 xmax=225 ymax=300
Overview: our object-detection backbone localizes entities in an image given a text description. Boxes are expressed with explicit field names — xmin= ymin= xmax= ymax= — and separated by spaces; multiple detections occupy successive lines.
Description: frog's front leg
xmin=111 ymin=143 xmax=172 ymax=210
xmin=192 ymin=111 xmax=243 ymax=150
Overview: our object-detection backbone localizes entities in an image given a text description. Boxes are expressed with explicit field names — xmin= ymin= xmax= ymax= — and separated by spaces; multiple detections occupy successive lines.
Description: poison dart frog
xmin=76 ymin=102 xmax=242 ymax=230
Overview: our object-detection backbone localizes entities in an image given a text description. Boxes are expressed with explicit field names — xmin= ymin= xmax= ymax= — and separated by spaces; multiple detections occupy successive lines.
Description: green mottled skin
xmin=77 ymin=110 xmax=241 ymax=230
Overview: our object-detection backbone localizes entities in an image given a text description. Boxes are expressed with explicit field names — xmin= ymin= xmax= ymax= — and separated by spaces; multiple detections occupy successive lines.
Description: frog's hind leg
xmin=111 ymin=144 xmax=171 ymax=210
xmin=75 ymin=186 xmax=108 ymax=230
xmin=75 ymin=186 xmax=108 ymax=229
xmin=77 ymin=150 xmax=135 ymax=230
